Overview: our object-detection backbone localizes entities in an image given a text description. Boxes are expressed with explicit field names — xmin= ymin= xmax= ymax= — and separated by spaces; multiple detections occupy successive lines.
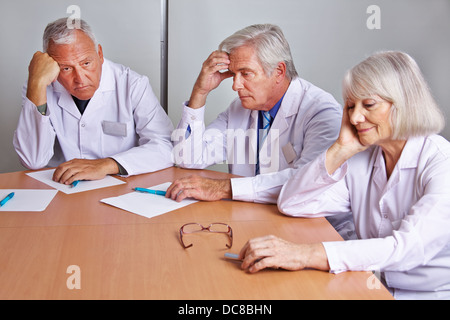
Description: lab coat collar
xmin=278 ymin=78 xmax=303 ymax=118
xmin=268 ymin=78 xmax=301 ymax=140
xmin=96 ymin=59 xmax=116 ymax=93
xmin=52 ymin=83 xmax=79 ymax=119
xmin=372 ymin=136 xmax=423 ymax=192
xmin=373 ymin=136 xmax=423 ymax=170
xmin=397 ymin=136 xmax=424 ymax=169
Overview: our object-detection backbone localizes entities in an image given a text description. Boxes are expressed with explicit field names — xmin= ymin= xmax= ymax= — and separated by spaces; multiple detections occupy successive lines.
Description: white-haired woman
xmin=238 ymin=51 xmax=450 ymax=299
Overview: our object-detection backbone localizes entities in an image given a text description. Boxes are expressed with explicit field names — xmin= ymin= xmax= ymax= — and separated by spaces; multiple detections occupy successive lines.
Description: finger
xmin=205 ymin=54 xmax=230 ymax=70
xmin=165 ymin=177 xmax=196 ymax=200
xmin=209 ymin=50 xmax=230 ymax=61
xmin=168 ymin=176 xmax=203 ymax=199
xmin=52 ymin=161 xmax=73 ymax=183
xmin=55 ymin=160 xmax=86 ymax=184
xmin=241 ymin=250 xmax=272 ymax=273
xmin=174 ymin=188 xmax=194 ymax=202
xmin=59 ymin=167 xmax=80 ymax=185
xmin=241 ymin=251 xmax=260 ymax=270
xmin=204 ymin=62 xmax=230 ymax=76
xmin=238 ymin=235 xmax=271 ymax=258
xmin=178 ymin=181 xmax=210 ymax=201
xmin=208 ymin=55 xmax=230 ymax=65
xmin=52 ymin=166 xmax=63 ymax=182
xmin=240 ymin=242 xmax=268 ymax=269
xmin=238 ymin=238 xmax=253 ymax=260
xmin=167 ymin=180 xmax=188 ymax=201
xmin=247 ymin=256 xmax=280 ymax=273
xmin=64 ymin=172 xmax=84 ymax=185
xmin=239 ymin=235 xmax=280 ymax=267
xmin=165 ymin=181 xmax=178 ymax=198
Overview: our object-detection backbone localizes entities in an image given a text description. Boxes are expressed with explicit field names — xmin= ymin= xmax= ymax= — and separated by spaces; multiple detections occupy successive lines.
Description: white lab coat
xmin=13 ymin=59 xmax=174 ymax=176
xmin=172 ymin=77 xmax=342 ymax=203
xmin=278 ymin=135 xmax=450 ymax=299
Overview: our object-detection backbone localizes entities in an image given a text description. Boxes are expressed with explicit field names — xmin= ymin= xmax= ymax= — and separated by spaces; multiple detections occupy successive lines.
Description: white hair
xmin=343 ymin=51 xmax=445 ymax=139
xmin=43 ymin=17 xmax=97 ymax=52
xmin=219 ymin=24 xmax=298 ymax=80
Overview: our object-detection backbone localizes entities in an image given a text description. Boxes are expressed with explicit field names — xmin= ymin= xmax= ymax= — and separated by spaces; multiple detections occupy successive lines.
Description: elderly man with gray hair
xmin=167 ymin=24 xmax=355 ymax=240
xmin=14 ymin=18 xmax=174 ymax=184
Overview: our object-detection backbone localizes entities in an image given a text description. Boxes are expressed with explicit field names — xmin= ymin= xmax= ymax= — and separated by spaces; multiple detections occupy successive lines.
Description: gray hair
xmin=343 ymin=51 xmax=445 ymax=139
xmin=43 ymin=17 xmax=97 ymax=52
xmin=219 ymin=24 xmax=298 ymax=80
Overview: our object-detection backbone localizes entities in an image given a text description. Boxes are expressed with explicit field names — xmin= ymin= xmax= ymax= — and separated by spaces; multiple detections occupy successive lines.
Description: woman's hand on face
xmin=325 ymin=103 xmax=369 ymax=174
xmin=336 ymin=103 xmax=368 ymax=153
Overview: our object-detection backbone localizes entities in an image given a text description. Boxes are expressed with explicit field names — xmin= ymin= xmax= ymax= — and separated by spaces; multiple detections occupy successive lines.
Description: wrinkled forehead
xmin=47 ymin=31 xmax=99 ymax=64
xmin=47 ymin=30 xmax=96 ymax=52
xmin=228 ymin=45 xmax=263 ymax=73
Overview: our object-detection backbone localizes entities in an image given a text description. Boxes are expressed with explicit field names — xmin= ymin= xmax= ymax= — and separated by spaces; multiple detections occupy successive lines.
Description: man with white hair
xmin=167 ymin=24 xmax=355 ymax=239
xmin=14 ymin=18 xmax=174 ymax=184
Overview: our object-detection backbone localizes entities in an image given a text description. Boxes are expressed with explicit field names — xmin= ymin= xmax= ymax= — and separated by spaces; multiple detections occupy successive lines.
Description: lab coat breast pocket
xmin=102 ymin=121 xmax=127 ymax=137
xmin=101 ymin=120 xmax=133 ymax=157
xmin=282 ymin=142 xmax=297 ymax=166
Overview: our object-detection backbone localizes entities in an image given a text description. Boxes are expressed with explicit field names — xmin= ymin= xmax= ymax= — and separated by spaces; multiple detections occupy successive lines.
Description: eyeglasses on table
xmin=179 ymin=222 xmax=233 ymax=249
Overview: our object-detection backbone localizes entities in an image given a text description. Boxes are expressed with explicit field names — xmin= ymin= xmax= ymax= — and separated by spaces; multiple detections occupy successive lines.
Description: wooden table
xmin=0 ymin=167 xmax=393 ymax=300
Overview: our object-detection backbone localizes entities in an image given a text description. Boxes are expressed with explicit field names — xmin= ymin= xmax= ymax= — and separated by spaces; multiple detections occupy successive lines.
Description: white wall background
xmin=0 ymin=0 xmax=161 ymax=173
xmin=167 ymin=0 xmax=450 ymax=173
xmin=1 ymin=0 xmax=449 ymax=173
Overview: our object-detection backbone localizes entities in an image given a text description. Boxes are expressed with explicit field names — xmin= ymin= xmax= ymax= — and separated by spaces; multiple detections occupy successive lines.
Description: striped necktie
xmin=256 ymin=111 xmax=272 ymax=175
xmin=260 ymin=111 xmax=271 ymax=145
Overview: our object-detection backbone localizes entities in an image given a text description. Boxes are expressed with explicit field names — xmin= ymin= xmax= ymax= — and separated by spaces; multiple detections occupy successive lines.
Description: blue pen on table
xmin=224 ymin=253 xmax=242 ymax=261
xmin=71 ymin=180 xmax=79 ymax=188
xmin=134 ymin=187 xmax=166 ymax=196
xmin=0 ymin=192 xmax=14 ymax=207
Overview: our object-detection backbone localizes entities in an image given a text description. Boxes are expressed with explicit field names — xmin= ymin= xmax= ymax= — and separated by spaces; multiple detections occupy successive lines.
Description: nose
xmin=232 ymin=74 xmax=244 ymax=91
xmin=72 ymin=67 xmax=86 ymax=84
xmin=349 ymin=105 xmax=365 ymax=126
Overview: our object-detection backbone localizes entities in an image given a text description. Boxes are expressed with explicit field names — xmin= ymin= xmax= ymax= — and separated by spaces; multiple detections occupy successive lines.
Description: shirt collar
xmin=373 ymin=136 xmax=423 ymax=170
xmin=260 ymin=93 xmax=285 ymax=120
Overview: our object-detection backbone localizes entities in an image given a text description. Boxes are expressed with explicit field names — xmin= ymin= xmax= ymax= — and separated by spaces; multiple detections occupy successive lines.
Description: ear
xmin=275 ymin=61 xmax=287 ymax=83
xmin=97 ymin=44 xmax=104 ymax=64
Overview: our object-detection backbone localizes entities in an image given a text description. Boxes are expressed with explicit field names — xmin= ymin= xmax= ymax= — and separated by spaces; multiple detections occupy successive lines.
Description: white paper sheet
xmin=26 ymin=169 xmax=126 ymax=194
xmin=100 ymin=182 xmax=198 ymax=219
xmin=0 ymin=189 xmax=58 ymax=212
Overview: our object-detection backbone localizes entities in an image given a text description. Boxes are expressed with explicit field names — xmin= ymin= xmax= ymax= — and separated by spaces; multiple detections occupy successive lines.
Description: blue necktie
xmin=261 ymin=111 xmax=271 ymax=144
xmin=256 ymin=111 xmax=272 ymax=175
